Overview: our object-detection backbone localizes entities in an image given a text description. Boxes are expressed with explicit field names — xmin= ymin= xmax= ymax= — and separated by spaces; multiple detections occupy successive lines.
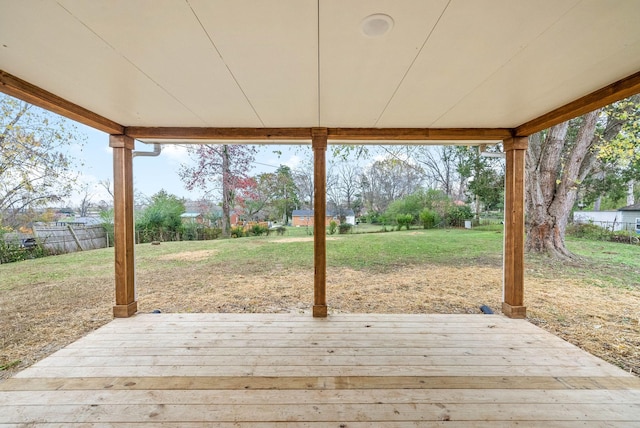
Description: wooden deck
xmin=1 ymin=313 xmax=639 ymax=426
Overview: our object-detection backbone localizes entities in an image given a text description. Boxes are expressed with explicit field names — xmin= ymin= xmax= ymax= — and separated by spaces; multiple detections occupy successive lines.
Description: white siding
xmin=573 ymin=211 xmax=623 ymax=231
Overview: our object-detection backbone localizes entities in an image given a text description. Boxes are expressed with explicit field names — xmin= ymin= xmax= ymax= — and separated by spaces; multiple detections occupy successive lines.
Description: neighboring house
xmin=180 ymin=212 xmax=205 ymax=225
xmin=573 ymin=210 xmax=623 ymax=231
xmin=574 ymin=203 xmax=640 ymax=233
xmin=73 ymin=217 xmax=104 ymax=226
xmin=291 ymin=210 xmax=318 ymax=227
xmin=618 ymin=203 xmax=640 ymax=233
xmin=292 ymin=209 xmax=355 ymax=227
xmin=230 ymin=210 xmax=240 ymax=227
xmin=343 ymin=210 xmax=356 ymax=226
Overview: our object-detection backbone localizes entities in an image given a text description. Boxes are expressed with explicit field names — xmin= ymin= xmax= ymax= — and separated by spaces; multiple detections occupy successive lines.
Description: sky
xmin=4 ymin=94 xmax=378 ymax=209
xmin=70 ymin=123 xmax=308 ymax=207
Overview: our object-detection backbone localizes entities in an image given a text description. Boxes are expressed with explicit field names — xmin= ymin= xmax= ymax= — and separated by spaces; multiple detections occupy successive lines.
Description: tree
xmin=235 ymin=174 xmax=276 ymax=221
xmin=378 ymin=145 xmax=476 ymax=202
xmin=135 ymin=190 xmax=185 ymax=241
xmin=524 ymin=96 xmax=640 ymax=259
xmin=411 ymin=146 xmax=462 ymax=199
xmin=292 ymin=155 xmax=314 ymax=209
xmin=361 ymin=158 xmax=423 ymax=214
xmin=179 ymin=144 xmax=257 ymax=237
xmin=456 ymin=146 xmax=505 ymax=216
xmin=579 ymin=95 xmax=640 ymax=210
xmin=526 ymin=112 xmax=600 ymax=259
xmin=0 ymin=95 xmax=85 ymax=227
xmin=76 ymin=183 xmax=94 ymax=217
xmin=328 ymin=161 xmax=362 ymax=211
xmin=271 ymin=165 xmax=299 ymax=224
xmin=98 ymin=179 xmax=114 ymax=199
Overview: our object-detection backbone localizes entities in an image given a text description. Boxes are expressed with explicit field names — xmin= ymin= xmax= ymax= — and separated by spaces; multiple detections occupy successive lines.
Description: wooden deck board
xmin=1 ymin=313 xmax=639 ymax=425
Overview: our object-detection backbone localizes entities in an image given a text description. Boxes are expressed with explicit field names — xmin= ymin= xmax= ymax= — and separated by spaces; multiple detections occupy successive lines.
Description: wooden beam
xmin=110 ymin=135 xmax=137 ymax=318
xmin=515 ymin=71 xmax=640 ymax=137
xmin=312 ymin=128 xmax=328 ymax=318
xmin=328 ymin=128 xmax=513 ymax=141
xmin=125 ymin=127 xmax=312 ymax=140
xmin=502 ymin=137 xmax=527 ymax=319
xmin=0 ymin=70 xmax=124 ymax=135
xmin=125 ymin=127 xmax=513 ymax=142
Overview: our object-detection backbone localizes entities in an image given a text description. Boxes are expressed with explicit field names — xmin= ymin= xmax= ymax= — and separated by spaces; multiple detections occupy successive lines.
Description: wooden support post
xmin=502 ymin=137 xmax=528 ymax=319
xmin=312 ymin=128 xmax=328 ymax=318
xmin=110 ymin=135 xmax=137 ymax=318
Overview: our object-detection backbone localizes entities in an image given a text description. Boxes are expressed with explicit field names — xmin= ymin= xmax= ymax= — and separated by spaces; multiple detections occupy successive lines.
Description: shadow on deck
xmin=1 ymin=313 xmax=639 ymax=425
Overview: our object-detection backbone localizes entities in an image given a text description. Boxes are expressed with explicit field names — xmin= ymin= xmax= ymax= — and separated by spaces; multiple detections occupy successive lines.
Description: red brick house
xmin=292 ymin=210 xmax=335 ymax=227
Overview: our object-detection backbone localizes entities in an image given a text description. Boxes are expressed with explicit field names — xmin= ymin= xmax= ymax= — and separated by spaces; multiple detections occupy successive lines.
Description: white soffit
xmin=318 ymin=0 xmax=449 ymax=127
xmin=0 ymin=1 xmax=203 ymax=126
xmin=377 ymin=0 xmax=582 ymax=128
xmin=57 ymin=0 xmax=262 ymax=127
xmin=432 ymin=0 xmax=640 ymax=128
xmin=188 ymin=0 xmax=319 ymax=127
xmin=1 ymin=1 xmax=640 ymax=131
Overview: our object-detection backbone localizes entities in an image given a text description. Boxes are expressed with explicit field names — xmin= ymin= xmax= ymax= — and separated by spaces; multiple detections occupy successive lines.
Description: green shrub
xmin=396 ymin=214 xmax=414 ymax=230
xmin=566 ymin=223 xmax=611 ymax=240
xmin=180 ymin=223 xmax=199 ymax=241
xmin=419 ymin=209 xmax=440 ymax=229
xmin=566 ymin=223 xmax=639 ymax=245
xmin=0 ymin=239 xmax=46 ymax=264
xmin=338 ymin=223 xmax=352 ymax=234
xmin=328 ymin=220 xmax=338 ymax=235
xmin=230 ymin=226 xmax=245 ymax=238
xmin=249 ymin=224 xmax=268 ymax=236
xmin=365 ymin=212 xmax=382 ymax=224
xmin=201 ymin=227 xmax=222 ymax=240
xmin=444 ymin=205 xmax=472 ymax=227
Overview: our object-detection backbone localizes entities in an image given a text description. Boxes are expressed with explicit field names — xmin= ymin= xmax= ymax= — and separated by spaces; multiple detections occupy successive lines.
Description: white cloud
xmin=159 ymin=144 xmax=190 ymax=165
xmin=284 ymin=154 xmax=301 ymax=170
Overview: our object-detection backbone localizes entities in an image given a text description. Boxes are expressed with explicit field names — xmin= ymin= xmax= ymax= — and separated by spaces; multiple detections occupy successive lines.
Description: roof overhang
xmin=1 ymin=1 xmax=640 ymax=144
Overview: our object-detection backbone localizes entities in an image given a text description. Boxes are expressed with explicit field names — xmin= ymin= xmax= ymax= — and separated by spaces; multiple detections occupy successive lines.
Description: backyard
xmin=1 ymin=225 xmax=639 ymax=379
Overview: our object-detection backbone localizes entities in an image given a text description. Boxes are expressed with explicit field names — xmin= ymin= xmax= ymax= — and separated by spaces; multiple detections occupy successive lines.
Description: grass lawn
xmin=1 ymin=226 xmax=639 ymax=379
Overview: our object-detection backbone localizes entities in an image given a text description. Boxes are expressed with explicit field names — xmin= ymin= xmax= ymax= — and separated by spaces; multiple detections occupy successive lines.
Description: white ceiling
xmin=1 ymin=0 xmax=639 ymax=130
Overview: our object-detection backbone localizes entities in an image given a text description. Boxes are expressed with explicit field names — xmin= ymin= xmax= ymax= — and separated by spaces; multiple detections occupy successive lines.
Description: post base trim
xmin=502 ymin=302 xmax=526 ymax=319
xmin=113 ymin=301 xmax=138 ymax=318
xmin=313 ymin=305 xmax=328 ymax=318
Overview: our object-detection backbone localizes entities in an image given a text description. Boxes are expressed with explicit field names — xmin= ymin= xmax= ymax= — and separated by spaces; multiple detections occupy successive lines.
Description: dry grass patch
xmin=157 ymin=249 xmax=218 ymax=262
xmin=1 ymin=235 xmax=639 ymax=380
xmin=272 ymin=237 xmax=339 ymax=243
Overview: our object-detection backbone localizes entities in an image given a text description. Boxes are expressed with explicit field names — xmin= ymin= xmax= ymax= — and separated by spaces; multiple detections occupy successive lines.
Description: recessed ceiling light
xmin=361 ymin=14 xmax=394 ymax=37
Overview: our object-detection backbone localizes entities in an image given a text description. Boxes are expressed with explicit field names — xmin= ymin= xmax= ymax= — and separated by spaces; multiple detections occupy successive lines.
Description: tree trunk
xmin=525 ymin=110 xmax=601 ymax=259
xmin=593 ymin=195 xmax=602 ymax=211
xmin=627 ymin=180 xmax=635 ymax=206
xmin=221 ymin=145 xmax=231 ymax=238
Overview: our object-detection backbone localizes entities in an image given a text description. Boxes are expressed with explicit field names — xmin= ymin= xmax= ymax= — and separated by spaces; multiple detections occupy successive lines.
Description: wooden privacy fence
xmin=32 ymin=223 xmax=108 ymax=254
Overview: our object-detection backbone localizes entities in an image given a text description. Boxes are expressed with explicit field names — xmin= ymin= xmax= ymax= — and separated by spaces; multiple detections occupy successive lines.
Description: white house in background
xmin=574 ymin=203 xmax=640 ymax=232
xmin=618 ymin=203 xmax=640 ymax=233
xmin=573 ymin=210 xmax=622 ymax=230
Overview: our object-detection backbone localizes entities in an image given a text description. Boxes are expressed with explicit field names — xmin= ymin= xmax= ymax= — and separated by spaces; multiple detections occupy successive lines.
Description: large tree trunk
xmin=525 ymin=110 xmax=601 ymax=259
